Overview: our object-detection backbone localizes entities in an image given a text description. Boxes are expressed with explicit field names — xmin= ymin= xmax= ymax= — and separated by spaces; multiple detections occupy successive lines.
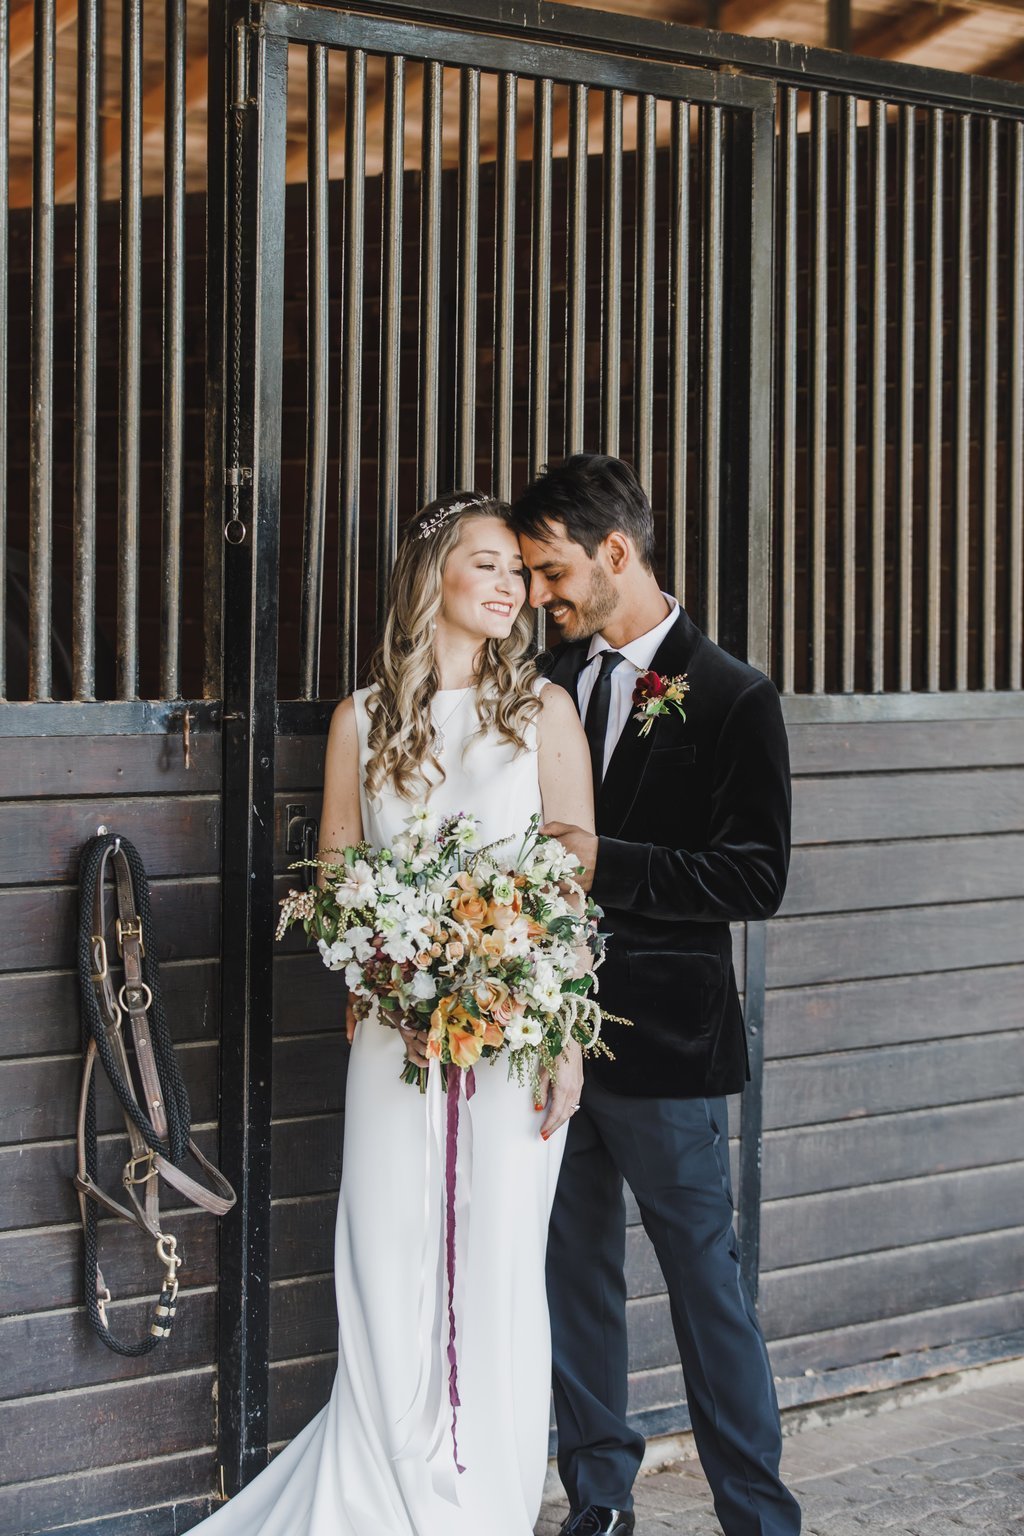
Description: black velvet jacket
xmin=545 ymin=607 xmax=792 ymax=1099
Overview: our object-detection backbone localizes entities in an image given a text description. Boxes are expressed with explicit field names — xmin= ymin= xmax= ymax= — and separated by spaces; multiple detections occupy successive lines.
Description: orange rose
xmin=480 ymin=929 xmax=507 ymax=959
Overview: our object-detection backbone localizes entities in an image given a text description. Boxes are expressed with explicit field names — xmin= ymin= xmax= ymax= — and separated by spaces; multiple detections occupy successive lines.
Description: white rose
xmin=410 ymin=970 xmax=437 ymax=1000
xmin=490 ymin=874 xmax=515 ymax=905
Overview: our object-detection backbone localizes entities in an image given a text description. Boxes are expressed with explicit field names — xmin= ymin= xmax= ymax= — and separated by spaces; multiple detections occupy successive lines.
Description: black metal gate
xmin=219 ymin=0 xmax=776 ymax=1491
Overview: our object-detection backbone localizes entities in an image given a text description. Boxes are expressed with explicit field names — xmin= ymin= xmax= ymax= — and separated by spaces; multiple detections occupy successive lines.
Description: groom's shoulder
xmin=685 ymin=624 xmax=781 ymax=724
xmin=535 ymin=638 xmax=587 ymax=680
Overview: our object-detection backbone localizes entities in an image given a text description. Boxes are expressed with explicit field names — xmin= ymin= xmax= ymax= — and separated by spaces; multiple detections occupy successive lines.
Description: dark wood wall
xmin=0 ymin=727 xmax=223 ymax=1536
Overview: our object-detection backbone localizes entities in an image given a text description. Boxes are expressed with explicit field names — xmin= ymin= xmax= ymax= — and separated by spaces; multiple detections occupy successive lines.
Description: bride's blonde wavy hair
xmin=364 ymin=493 xmax=541 ymax=800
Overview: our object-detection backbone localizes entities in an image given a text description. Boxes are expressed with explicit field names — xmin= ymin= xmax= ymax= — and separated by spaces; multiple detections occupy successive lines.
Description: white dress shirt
xmin=575 ymin=594 xmax=680 ymax=778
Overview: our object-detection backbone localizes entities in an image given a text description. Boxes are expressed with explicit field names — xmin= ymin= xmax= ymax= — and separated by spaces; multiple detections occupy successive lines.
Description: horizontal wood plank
xmin=270 ymin=1195 xmax=336 ymax=1281
xmin=780 ymin=833 xmax=1024 ymax=917
xmin=271 ymin=1114 xmax=344 ymax=1200
xmin=0 ymin=795 xmax=221 ymax=885
xmin=766 ymin=898 xmax=1024 ymax=989
xmin=792 ymin=769 xmax=1024 ymax=845
xmin=762 ymin=964 xmax=1024 ymax=1058
xmin=0 ymin=732 xmax=221 ymax=799
xmin=0 ymin=878 xmax=221 ymax=973
xmin=760 ymin=1162 xmax=1024 ymax=1270
xmin=0 ymin=1288 xmax=216 ymax=1399
xmin=761 ymin=1096 xmax=1024 ymax=1199
xmin=274 ymin=735 xmax=327 ymax=790
xmin=0 ymin=1208 xmax=218 ymax=1318
xmin=766 ymin=1291 xmax=1024 ymax=1377
xmin=787 ymin=719 xmax=1024 ymax=776
xmin=0 ymin=1367 xmax=216 ymax=1485
xmin=0 ymin=1450 xmax=216 ymax=1536
xmin=268 ymin=1353 xmax=335 ymax=1445
xmin=0 ymin=1040 xmax=218 ymax=1146
xmin=0 ymin=958 xmax=220 ymax=1058
xmin=759 ymin=1226 xmax=1024 ymax=1339
xmin=271 ymin=1034 xmax=348 ymax=1119
xmin=762 ymin=1031 xmax=1024 ymax=1131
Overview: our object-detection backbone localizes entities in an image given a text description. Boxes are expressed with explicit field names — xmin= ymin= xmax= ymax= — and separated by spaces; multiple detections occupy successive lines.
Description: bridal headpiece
xmin=414 ymin=498 xmax=477 ymax=541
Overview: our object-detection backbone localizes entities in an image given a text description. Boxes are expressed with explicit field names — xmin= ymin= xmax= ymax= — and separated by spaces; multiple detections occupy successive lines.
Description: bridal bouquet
xmin=276 ymin=809 xmax=615 ymax=1092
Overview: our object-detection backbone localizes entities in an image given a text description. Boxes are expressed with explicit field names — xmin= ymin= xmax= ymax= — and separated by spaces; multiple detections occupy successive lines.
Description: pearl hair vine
xmin=414 ymin=498 xmax=478 ymax=541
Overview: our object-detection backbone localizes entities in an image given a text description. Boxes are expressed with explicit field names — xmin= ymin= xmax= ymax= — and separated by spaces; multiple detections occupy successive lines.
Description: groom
xmin=512 ymin=456 xmax=800 ymax=1536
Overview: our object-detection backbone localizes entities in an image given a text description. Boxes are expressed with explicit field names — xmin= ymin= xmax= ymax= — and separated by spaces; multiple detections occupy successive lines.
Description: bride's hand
xmin=345 ymin=998 xmax=358 ymax=1043
xmin=399 ymin=1020 xmax=430 ymax=1069
xmin=537 ymin=1037 xmax=583 ymax=1141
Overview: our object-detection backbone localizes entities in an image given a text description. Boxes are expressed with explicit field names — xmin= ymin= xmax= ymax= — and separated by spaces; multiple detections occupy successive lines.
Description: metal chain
xmin=225 ymin=43 xmax=247 ymax=546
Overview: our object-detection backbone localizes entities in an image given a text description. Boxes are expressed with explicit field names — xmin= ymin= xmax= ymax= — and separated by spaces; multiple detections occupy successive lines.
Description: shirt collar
xmin=585 ymin=594 xmax=680 ymax=674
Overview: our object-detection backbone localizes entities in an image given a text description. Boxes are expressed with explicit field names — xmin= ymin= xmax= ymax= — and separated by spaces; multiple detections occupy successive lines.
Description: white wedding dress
xmin=193 ymin=681 xmax=566 ymax=1535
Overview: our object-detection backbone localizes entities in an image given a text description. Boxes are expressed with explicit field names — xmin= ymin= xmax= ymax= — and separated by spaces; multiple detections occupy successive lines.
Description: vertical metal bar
xmin=925 ymin=108 xmax=944 ymax=692
xmin=494 ymin=73 xmax=518 ymax=502
xmin=218 ymin=25 xmax=288 ymax=1494
xmin=869 ymin=99 xmax=887 ymax=694
xmin=378 ymin=56 xmax=405 ymax=631
xmin=981 ymin=117 xmax=999 ymax=691
xmin=161 ymin=0 xmax=186 ymax=700
xmin=417 ymin=60 xmax=443 ymax=507
xmin=778 ymin=89 xmax=797 ymax=694
xmin=808 ymin=92 xmax=828 ymax=694
xmin=701 ymin=105 xmax=723 ymax=643
xmin=954 ymin=114 xmax=972 ymax=692
xmin=602 ymin=89 xmax=623 ymax=458
xmin=29 ymin=0 xmax=56 ymax=699
xmin=0 ymin=0 xmax=6 ymax=696
xmin=72 ymin=0 xmax=99 ymax=701
xmin=1010 ymin=123 xmax=1024 ymax=691
xmin=455 ymin=67 xmax=479 ymax=489
xmin=201 ymin=0 xmax=230 ymax=701
xmin=738 ymin=920 xmax=766 ymax=1302
xmin=299 ymin=45 xmax=329 ymax=700
xmin=530 ymin=79 xmax=552 ymax=482
xmin=117 ymin=0 xmax=143 ymax=698
xmin=338 ymin=49 xmax=366 ymax=697
xmin=565 ymin=83 xmax=588 ymax=455
xmin=667 ymin=99 xmax=689 ymax=607
xmin=838 ymin=96 xmax=857 ymax=694
xmin=896 ymin=106 xmax=916 ymax=692
xmin=531 ymin=78 xmax=553 ymax=656
xmin=635 ymin=93 xmax=656 ymax=495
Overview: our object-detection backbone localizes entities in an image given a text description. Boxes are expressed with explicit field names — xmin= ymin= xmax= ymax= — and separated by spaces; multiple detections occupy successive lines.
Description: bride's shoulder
xmin=326 ymin=693 xmax=363 ymax=755
xmin=533 ymin=679 xmax=582 ymax=739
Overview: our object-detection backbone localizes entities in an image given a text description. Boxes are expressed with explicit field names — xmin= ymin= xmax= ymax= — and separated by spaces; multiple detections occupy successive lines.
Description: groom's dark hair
xmin=511 ymin=454 xmax=656 ymax=572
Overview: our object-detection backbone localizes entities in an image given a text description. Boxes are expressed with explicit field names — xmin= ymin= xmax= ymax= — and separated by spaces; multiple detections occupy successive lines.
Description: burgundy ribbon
xmin=444 ymin=1064 xmax=475 ymax=1477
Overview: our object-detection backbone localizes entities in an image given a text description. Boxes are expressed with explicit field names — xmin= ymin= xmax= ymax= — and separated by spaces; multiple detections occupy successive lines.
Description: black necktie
xmin=583 ymin=650 xmax=625 ymax=786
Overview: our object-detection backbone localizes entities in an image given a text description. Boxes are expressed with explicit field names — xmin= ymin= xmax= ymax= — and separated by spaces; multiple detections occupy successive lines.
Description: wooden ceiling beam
xmin=850 ymin=1 xmax=975 ymax=60
xmin=9 ymin=0 xmax=78 ymax=70
xmin=975 ymin=36 xmax=1024 ymax=76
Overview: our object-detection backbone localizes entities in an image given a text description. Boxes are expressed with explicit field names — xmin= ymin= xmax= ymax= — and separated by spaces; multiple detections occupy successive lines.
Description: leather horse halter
xmin=75 ymin=832 xmax=236 ymax=1356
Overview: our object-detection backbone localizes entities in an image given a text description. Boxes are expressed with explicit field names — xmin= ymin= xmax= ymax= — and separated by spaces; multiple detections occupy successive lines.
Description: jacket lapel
xmin=597 ymin=608 xmax=702 ymax=834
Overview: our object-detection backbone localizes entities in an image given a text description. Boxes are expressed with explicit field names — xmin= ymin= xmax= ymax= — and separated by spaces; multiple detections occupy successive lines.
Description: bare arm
xmin=319 ymin=697 xmax=363 ymax=1041
xmin=536 ymin=682 xmax=595 ymax=834
xmin=534 ymin=682 xmax=592 ymax=1138
xmin=318 ymin=696 xmax=363 ymax=874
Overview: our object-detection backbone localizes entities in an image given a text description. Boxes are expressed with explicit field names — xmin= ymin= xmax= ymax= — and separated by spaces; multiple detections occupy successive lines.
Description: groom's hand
xmin=540 ymin=822 xmax=598 ymax=892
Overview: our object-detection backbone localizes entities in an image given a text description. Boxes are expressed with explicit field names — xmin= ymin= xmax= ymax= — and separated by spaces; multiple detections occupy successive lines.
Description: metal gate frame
xmin=216 ymin=0 xmax=776 ymax=1492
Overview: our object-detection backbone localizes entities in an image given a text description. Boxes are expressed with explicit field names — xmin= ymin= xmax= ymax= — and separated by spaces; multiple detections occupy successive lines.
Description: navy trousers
xmin=546 ymin=1079 xmax=801 ymax=1536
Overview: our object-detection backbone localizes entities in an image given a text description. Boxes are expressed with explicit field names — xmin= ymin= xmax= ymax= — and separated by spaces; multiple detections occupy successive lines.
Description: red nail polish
xmin=541 ymin=1130 xmax=549 ymax=1141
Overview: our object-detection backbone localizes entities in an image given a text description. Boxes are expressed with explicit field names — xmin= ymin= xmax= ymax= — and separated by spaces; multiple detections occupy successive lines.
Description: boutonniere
xmin=632 ymin=670 xmax=690 ymax=738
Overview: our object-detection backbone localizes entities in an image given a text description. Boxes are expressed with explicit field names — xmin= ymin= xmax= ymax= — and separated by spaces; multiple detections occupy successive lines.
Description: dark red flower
xmin=637 ymin=670 xmax=667 ymax=698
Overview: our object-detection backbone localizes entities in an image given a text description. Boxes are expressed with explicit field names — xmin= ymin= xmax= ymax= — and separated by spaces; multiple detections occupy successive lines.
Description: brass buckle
xmin=123 ymin=1151 xmax=156 ymax=1187
xmin=115 ymin=916 xmax=145 ymax=958
xmin=91 ymin=935 xmax=109 ymax=983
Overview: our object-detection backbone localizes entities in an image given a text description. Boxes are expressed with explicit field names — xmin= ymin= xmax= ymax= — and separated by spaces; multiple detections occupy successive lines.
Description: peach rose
xmin=480 ymin=929 xmax=507 ymax=959
xmin=445 ymin=940 xmax=465 ymax=964
xmin=451 ymin=890 xmax=488 ymax=931
xmin=486 ymin=894 xmax=522 ymax=930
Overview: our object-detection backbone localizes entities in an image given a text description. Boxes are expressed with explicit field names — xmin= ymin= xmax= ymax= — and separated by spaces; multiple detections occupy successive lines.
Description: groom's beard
xmin=545 ymin=565 xmax=618 ymax=641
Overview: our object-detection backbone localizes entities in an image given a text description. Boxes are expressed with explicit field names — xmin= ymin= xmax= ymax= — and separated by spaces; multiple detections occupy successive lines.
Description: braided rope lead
xmin=77 ymin=833 xmax=191 ymax=1354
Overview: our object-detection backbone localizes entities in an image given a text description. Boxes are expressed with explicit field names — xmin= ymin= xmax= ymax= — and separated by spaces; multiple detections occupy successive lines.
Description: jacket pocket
xmin=649 ymin=743 xmax=696 ymax=765
xmin=626 ymin=949 xmax=723 ymax=1042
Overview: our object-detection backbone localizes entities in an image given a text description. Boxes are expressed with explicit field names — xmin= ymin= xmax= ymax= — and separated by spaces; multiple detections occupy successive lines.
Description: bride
xmin=194 ymin=492 xmax=594 ymax=1534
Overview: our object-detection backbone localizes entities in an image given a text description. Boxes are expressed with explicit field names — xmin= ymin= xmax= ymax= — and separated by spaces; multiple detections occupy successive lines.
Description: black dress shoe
xmin=559 ymin=1507 xmax=636 ymax=1536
